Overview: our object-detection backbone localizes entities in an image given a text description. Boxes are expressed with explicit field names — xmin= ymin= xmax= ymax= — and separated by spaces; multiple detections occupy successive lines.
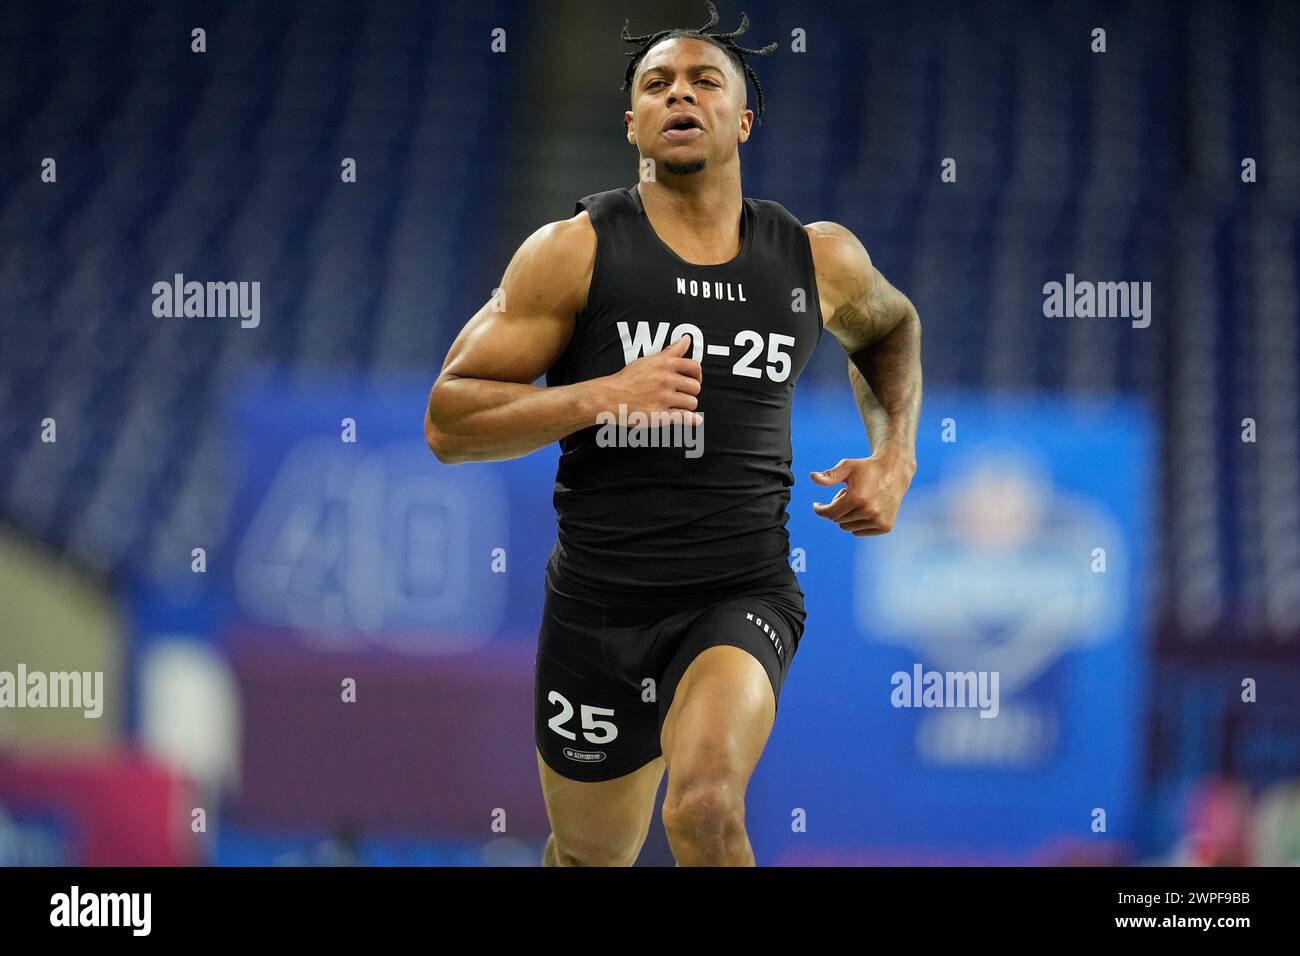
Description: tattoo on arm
xmin=845 ymin=269 xmax=923 ymax=459
xmin=848 ymin=359 xmax=890 ymax=454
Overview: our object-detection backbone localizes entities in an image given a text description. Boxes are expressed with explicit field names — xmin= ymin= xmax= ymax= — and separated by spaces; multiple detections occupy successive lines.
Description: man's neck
xmin=637 ymin=171 xmax=744 ymax=261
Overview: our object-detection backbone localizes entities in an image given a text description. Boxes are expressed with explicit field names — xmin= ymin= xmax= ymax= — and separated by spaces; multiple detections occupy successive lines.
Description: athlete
xmin=424 ymin=2 xmax=922 ymax=866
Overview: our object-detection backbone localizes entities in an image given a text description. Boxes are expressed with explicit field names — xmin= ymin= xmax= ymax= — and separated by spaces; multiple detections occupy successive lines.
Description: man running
xmin=425 ymin=2 xmax=922 ymax=866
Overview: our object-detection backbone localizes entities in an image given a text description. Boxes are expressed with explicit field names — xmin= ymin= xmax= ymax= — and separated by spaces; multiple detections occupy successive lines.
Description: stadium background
xmin=2 ymin=0 xmax=1299 ymax=866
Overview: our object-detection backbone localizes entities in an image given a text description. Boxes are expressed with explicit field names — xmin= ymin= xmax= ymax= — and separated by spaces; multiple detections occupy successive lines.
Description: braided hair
xmin=620 ymin=0 xmax=778 ymax=123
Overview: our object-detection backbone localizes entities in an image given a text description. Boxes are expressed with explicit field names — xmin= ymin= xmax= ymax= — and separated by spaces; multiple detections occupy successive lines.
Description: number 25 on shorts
xmin=547 ymin=690 xmax=619 ymax=744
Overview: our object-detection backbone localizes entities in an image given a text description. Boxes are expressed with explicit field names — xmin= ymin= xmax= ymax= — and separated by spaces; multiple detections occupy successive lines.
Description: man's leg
xmin=534 ymin=558 xmax=671 ymax=867
xmin=537 ymin=751 xmax=666 ymax=866
xmin=659 ymin=645 xmax=777 ymax=866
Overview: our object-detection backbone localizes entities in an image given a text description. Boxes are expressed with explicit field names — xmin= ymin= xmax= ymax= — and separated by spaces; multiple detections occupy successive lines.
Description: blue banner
xmin=749 ymin=388 xmax=1154 ymax=863
xmin=222 ymin=368 xmax=558 ymax=652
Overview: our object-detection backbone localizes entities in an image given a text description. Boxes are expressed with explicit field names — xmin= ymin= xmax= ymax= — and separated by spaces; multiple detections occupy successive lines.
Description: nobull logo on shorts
xmin=746 ymin=611 xmax=785 ymax=657
xmin=562 ymin=747 xmax=607 ymax=763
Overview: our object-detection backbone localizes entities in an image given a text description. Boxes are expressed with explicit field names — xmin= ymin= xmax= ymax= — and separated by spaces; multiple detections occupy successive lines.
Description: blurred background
xmin=1 ymin=0 xmax=1298 ymax=866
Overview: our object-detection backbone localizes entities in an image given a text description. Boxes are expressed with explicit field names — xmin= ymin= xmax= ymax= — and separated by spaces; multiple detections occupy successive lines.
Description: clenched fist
xmin=594 ymin=333 xmax=703 ymax=425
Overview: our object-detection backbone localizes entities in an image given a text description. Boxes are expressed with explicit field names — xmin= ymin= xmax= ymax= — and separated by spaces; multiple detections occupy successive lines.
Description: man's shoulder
xmin=527 ymin=207 xmax=597 ymax=262
xmin=803 ymin=221 xmax=871 ymax=277
xmin=504 ymin=210 xmax=597 ymax=314
xmin=803 ymin=219 xmax=859 ymax=245
xmin=802 ymin=221 xmax=874 ymax=329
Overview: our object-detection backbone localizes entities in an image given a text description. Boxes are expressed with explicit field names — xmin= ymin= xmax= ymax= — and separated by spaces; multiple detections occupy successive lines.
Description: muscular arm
xmin=807 ymin=221 xmax=923 ymax=469
xmin=424 ymin=214 xmax=600 ymax=464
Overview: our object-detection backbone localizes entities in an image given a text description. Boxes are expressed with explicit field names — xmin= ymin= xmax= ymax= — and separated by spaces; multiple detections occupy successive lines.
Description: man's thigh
xmin=659 ymin=645 xmax=775 ymax=783
xmin=657 ymin=584 xmax=805 ymax=784
xmin=536 ymin=750 xmax=665 ymax=866
xmin=533 ymin=572 xmax=666 ymax=781
xmin=658 ymin=586 xmax=804 ymax=743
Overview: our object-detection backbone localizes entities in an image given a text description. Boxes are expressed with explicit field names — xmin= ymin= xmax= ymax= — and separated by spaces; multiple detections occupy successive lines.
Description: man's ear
xmin=625 ymin=111 xmax=636 ymax=145
xmin=737 ymin=108 xmax=754 ymax=144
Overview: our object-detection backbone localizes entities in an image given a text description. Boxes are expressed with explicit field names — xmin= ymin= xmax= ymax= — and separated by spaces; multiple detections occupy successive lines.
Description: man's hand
xmin=810 ymin=447 xmax=917 ymax=536
xmin=592 ymin=333 xmax=703 ymax=425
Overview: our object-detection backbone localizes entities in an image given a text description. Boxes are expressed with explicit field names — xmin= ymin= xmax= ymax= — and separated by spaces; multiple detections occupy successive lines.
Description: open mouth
xmin=663 ymin=114 xmax=703 ymax=140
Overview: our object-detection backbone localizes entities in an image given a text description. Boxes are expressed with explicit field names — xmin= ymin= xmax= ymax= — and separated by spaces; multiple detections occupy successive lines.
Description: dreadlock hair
xmin=620 ymin=0 xmax=778 ymax=124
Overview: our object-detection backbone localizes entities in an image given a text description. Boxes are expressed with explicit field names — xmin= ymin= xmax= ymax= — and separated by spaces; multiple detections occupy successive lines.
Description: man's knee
xmin=662 ymin=773 xmax=746 ymax=846
xmin=548 ymin=831 xmax=641 ymax=867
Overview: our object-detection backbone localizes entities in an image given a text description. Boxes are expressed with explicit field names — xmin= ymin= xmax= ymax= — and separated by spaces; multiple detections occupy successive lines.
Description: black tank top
xmin=545 ymin=182 xmax=823 ymax=603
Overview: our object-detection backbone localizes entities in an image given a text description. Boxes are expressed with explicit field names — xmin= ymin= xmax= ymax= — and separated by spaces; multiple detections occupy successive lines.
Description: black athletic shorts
xmin=534 ymin=553 xmax=807 ymax=783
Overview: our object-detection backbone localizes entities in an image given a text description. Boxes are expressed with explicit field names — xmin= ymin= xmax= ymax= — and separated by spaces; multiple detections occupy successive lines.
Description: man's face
xmin=626 ymin=36 xmax=753 ymax=176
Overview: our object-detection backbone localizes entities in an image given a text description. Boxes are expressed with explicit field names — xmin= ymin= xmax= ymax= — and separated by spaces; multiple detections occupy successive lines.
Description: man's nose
xmin=666 ymin=83 xmax=696 ymax=106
